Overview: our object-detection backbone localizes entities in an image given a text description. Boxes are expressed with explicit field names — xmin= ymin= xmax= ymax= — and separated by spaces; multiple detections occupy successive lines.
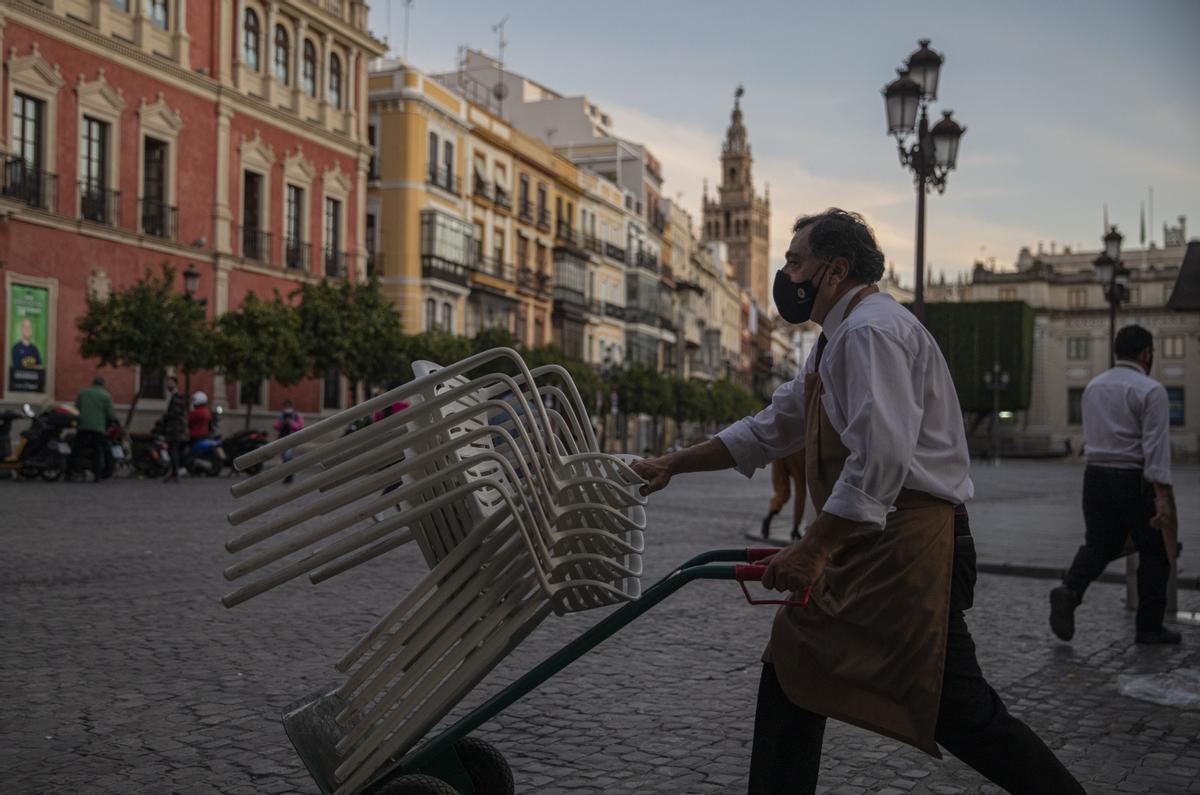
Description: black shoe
xmin=791 ymin=526 xmax=802 ymax=540
xmin=1135 ymin=627 xmax=1182 ymax=645
xmin=1049 ymin=585 xmax=1078 ymax=641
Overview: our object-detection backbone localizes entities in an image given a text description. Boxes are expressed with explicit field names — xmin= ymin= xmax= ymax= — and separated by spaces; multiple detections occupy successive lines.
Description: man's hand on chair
xmin=630 ymin=456 xmax=673 ymax=497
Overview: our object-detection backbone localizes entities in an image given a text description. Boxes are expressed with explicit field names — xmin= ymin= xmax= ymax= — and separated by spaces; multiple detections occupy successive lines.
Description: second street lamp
xmin=1093 ymin=226 xmax=1129 ymax=367
xmin=882 ymin=39 xmax=966 ymax=325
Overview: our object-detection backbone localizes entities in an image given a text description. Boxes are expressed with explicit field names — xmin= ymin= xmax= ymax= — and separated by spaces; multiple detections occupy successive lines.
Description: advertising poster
xmin=7 ymin=283 xmax=49 ymax=393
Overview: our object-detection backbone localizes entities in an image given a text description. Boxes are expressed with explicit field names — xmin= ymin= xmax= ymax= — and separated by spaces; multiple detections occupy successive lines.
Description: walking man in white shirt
xmin=632 ymin=209 xmax=1082 ymax=793
xmin=1050 ymin=325 xmax=1180 ymax=645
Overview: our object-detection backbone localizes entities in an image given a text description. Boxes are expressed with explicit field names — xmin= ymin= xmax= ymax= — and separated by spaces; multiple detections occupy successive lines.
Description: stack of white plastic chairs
xmin=221 ymin=348 xmax=647 ymax=794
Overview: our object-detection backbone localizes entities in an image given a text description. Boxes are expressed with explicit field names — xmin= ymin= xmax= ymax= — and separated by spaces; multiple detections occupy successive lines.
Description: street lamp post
xmin=982 ymin=361 xmax=1010 ymax=465
xmin=882 ymin=39 xmax=966 ymax=325
xmin=1092 ymin=226 xmax=1129 ymax=367
xmin=181 ymin=264 xmax=207 ymax=397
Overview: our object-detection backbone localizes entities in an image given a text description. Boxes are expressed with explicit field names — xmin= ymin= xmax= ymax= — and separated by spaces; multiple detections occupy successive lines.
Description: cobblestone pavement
xmin=2 ymin=464 xmax=1199 ymax=794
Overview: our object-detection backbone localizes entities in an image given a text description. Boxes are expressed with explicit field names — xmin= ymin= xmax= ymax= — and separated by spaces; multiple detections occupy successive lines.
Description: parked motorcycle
xmin=0 ymin=403 xmax=76 ymax=481
xmin=129 ymin=431 xmax=171 ymax=478
xmin=221 ymin=427 xmax=269 ymax=475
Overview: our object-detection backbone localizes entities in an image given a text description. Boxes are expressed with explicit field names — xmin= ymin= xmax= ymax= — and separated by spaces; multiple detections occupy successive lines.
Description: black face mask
xmin=773 ymin=264 xmax=827 ymax=325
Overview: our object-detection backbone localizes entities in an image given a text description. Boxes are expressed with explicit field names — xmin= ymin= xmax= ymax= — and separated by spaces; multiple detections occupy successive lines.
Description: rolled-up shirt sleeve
xmin=715 ymin=357 xmax=812 ymax=478
xmin=822 ymin=328 xmax=923 ymax=527
xmin=1142 ymin=384 xmax=1173 ymax=485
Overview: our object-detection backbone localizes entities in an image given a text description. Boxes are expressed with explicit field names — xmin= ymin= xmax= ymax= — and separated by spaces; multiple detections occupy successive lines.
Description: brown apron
xmin=763 ymin=292 xmax=956 ymax=757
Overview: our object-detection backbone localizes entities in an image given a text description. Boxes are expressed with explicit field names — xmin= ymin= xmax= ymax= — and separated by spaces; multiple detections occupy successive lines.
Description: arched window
xmin=329 ymin=52 xmax=343 ymax=109
xmin=302 ymin=39 xmax=317 ymax=97
xmin=273 ymin=25 xmax=290 ymax=85
xmin=243 ymin=9 xmax=260 ymax=71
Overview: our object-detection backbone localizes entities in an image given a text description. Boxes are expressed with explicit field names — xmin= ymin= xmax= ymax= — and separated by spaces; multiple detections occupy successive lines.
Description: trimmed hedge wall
xmin=924 ymin=301 xmax=1034 ymax=413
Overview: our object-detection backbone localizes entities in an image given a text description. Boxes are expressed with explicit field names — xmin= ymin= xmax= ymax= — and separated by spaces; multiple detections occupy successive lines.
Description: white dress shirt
xmin=1082 ymin=362 xmax=1173 ymax=485
xmin=716 ymin=286 xmax=974 ymax=527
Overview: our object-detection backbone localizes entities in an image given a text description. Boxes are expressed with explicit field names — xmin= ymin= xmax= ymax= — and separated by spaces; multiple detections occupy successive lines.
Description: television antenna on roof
xmin=492 ymin=15 xmax=509 ymax=117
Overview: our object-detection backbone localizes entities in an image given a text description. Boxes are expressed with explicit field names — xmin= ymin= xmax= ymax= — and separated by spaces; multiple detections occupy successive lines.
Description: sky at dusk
xmin=367 ymin=0 xmax=1200 ymax=286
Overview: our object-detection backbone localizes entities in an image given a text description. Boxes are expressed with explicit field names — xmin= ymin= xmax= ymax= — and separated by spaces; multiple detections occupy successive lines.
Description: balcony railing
xmin=604 ymin=302 xmax=626 ymax=320
xmin=285 ymin=237 xmax=311 ymax=271
xmin=518 ymin=198 xmax=533 ymax=222
xmin=323 ymin=246 xmax=346 ymax=277
xmin=426 ymin=164 xmax=461 ymax=195
xmin=140 ymin=199 xmax=177 ymax=240
xmin=241 ymin=226 xmax=271 ymax=263
xmin=582 ymin=233 xmax=603 ymax=255
xmin=423 ymin=255 xmax=469 ymax=286
xmin=651 ymin=215 xmax=666 ymax=235
xmin=494 ymin=185 xmax=511 ymax=211
xmin=536 ymin=208 xmax=551 ymax=232
xmin=366 ymin=248 xmax=380 ymax=278
xmin=555 ymin=221 xmax=575 ymax=242
xmin=605 ymin=242 xmax=627 ymax=263
xmin=474 ymin=257 xmax=516 ymax=282
xmin=2 ymin=157 xmax=57 ymax=211
xmin=473 ymin=175 xmax=491 ymax=199
xmin=635 ymin=250 xmax=659 ymax=272
xmin=79 ymin=181 xmax=119 ymax=226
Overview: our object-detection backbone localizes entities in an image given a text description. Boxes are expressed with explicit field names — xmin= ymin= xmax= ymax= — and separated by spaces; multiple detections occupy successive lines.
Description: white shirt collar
xmin=1115 ymin=360 xmax=1148 ymax=376
xmin=820 ymin=284 xmax=872 ymax=338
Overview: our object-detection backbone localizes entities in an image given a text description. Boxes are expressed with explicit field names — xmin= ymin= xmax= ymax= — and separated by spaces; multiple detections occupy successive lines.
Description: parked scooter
xmin=129 ymin=431 xmax=171 ymax=478
xmin=221 ymin=426 xmax=269 ymax=475
xmin=0 ymin=402 xmax=76 ymax=481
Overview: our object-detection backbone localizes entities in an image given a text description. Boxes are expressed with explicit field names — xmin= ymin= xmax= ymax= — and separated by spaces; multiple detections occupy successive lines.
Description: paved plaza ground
xmin=2 ymin=460 xmax=1199 ymax=793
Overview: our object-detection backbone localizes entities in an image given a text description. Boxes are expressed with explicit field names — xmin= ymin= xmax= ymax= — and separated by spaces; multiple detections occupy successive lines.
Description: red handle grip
xmin=735 ymin=564 xmax=811 ymax=607
xmin=745 ymin=548 xmax=780 ymax=562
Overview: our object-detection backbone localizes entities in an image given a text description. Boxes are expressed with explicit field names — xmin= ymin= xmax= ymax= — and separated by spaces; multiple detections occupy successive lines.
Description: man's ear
xmin=829 ymin=257 xmax=851 ymax=285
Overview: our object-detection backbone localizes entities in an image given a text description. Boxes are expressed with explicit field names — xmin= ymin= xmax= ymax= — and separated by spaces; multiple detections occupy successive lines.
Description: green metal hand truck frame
xmin=283 ymin=547 xmax=808 ymax=795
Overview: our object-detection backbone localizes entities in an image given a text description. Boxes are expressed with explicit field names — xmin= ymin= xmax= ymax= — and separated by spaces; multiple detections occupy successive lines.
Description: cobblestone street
xmin=3 ymin=463 xmax=1199 ymax=793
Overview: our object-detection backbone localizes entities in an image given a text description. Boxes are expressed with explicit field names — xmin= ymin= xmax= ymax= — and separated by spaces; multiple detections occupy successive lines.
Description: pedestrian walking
xmin=632 ymin=209 xmax=1082 ymax=794
xmin=1050 ymin=325 xmax=1180 ymax=645
xmin=73 ymin=376 xmax=115 ymax=482
xmin=274 ymin=401 xmax=304 ymax=483
xmin=762 ymin=451 xmax=806 ymax=540
xmin=159 ymin=376 xmax=187 ymax=483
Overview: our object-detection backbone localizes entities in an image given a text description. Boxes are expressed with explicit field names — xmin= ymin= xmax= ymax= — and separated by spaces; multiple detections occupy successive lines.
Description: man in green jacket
xmin=75 ymin=376 xmax=116 ymax=480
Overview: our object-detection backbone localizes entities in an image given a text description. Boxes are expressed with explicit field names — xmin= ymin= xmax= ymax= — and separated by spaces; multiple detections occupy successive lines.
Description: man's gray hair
xmin=793 ymin=208 xmax=886 ymax=284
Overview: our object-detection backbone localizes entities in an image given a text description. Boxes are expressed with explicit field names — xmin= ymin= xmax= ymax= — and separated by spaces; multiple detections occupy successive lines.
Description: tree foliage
xmin=924 ymin=301 xmax=1035 ymax=414
xmin=213 ymin=292 xmax=308 ymax=427
xmin=76 ymin=264 xmax=212 ymax=424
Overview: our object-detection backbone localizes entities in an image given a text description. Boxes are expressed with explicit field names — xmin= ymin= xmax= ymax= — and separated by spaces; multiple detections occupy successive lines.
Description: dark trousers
xmin=748 ymin=510 xmax=1083 ymax=794
xmin=72 ymin=429 xmax=107 ymax=479
xmin=1064 ymin=465 xmax=1167 ymax=632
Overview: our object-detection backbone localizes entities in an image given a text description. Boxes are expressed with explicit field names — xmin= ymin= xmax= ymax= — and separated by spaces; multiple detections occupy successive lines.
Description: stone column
xmin=172 ymin=0 xmax=190 ymax=70
xmin=263 ymin=1 xmax=276 ymax=104
xmin=213 ymin=103 xmax=234 ymax=254
xmin=318 ymin=32 xmax=331 ymax=127
xmin=293 ymin=18 xmax=306 ymax=105
xmin=231 ymin=0 xmax=243 ymax=88
xmin=355 ymin=153 xmax=369 ymax=280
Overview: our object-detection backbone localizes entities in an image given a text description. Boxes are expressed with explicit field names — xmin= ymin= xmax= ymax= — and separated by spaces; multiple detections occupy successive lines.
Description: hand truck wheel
xmin=372 ymin=773 xmax=459 ymax=795
xmin=454 ymin=737 xmax=514 ymax=795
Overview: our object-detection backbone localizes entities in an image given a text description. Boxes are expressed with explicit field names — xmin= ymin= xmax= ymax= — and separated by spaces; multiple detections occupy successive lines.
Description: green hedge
xmin=924 ymin=301 xmax=1034 ymax=413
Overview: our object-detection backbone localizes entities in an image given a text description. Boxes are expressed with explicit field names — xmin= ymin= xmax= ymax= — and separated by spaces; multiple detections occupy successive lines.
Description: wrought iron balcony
xmin=604 ymin=302 xmax=627 ymax=320
xmin=536 ymin=208 xmax=551 ymax=232
xmin=473 ymin=175 xmax=492 ymax=199
xmin=494 ymin=185 xmax=511 ymax=211
xmin=605 ymin=242 xmax=627 ymax=263
xmin=518 ymin=198 xmax=533 ymax=222
xmin=635 ymin=250 xmax=659 ymax=272
xmin=2 ymin=157 xmax=57 ymax=211
xmin=366 ymin=248 xmax=380 ymax=278
xmin=285 ymin=237 xmax=311 ymax=271
xmin=426 ymin=164 xmax=461 ymax=195
xmin=78 ymin=181 xmax=119 ymax=226
xmin=582 ymin=233 xmax=604 ymax=255
xmin=323 ymin=246 xmax=346 ymax=277
xmin=139 ymin=199 xmax=178 ymax=240
xmin=241 ymin=225 xmax=272 ymax=263
xmin=555 ymin=221 xmax=576 ymax=243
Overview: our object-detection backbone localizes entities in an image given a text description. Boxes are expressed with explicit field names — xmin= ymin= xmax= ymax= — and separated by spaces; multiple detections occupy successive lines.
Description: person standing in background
xmin=1050 ymin=324 xmax=1180 ymax=645
xmin=74 ymin=376 xmax=115 ymax=481
xmin=275 ymin=400 xmax=304 ymax=484
xmin=762 ymin=451 xmax=807 ymax=540
xmin=160 ymin=376 xmax=187 ymax=483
